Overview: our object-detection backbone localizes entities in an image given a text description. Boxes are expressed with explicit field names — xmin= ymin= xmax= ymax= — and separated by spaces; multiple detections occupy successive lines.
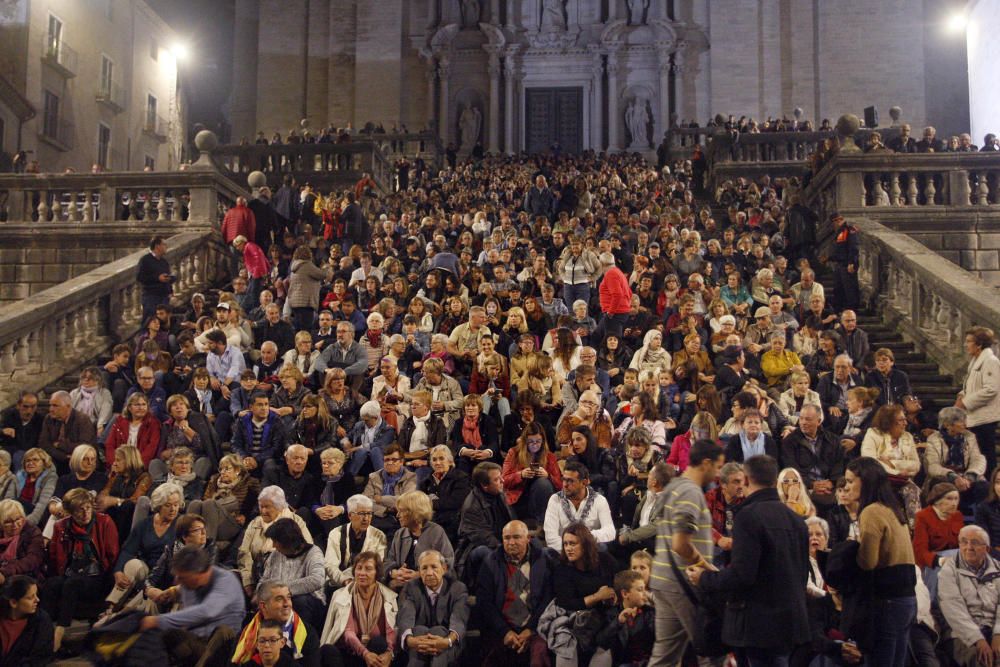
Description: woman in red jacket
xmin=41 ymin=488 xmax=119 ymax=652
xmin=501 ymin=422 xmax=562 ymax=522
xmin=104 ymin=393 xmax=160 ymax=468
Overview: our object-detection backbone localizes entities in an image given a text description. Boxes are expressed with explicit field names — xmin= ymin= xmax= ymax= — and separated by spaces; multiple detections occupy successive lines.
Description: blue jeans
xmin=562 ymin=283 xmax=591 ymax=311
xmin=866 ymin=596 xmax=916 ymax=667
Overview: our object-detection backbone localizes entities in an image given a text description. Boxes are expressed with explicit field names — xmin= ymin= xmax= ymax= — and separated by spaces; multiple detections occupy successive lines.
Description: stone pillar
xmin=589 ymin=47 xmax=604 ymax=151
xmin=438 ymin=57 xmax=451 ymax=142
xmin=606 ymin=50 xmax=621 ymax=152
xmin=425 ymin=64 xmax=437 ymax=131
xmin=657 ymin=46 xmax=672 ymax=141
xmin=486 ymin=47 xmax=501 ymax=153
xmin=504 ymin=53 xmax=517 ymax=154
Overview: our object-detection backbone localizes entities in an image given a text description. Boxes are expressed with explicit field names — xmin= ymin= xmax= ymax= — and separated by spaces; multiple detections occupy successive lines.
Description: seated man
xmin=542 ymin=461 xmax=616 ymax=551
xmin=938 ymin=525 xmax=1000 ymax=667
xmin=138 ymin=545 xmax=246 ymax=665
xmin=779 ymin=405 xmax=845 ymax=512
xmin=231 ymin=393 xmax=288 ymax=477
xmin=324 ymin=494 xmax=387 ymax=588
xmin=263 ymin=444 xmax=319 ymax=521
xmin=397 ymin=550 xmax=469 ymax=666
xmin=475 ymin=520 xmax=554 ymax=665
xmin=231 ymin=580 xmax=320 ymax=667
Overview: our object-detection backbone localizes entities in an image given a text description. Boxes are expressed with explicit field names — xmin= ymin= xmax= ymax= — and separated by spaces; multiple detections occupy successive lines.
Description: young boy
xmin=595 ymin=570 xmax=655 ymax=667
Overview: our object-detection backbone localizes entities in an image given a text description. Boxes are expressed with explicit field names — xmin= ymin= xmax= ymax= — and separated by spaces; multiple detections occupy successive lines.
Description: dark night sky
xmin=146 ymin=0 xmax=235 ymax=137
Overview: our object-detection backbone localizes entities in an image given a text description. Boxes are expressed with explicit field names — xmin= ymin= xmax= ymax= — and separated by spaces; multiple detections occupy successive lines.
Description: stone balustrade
xmin=0 ymin=231 xmax=227 ymax=411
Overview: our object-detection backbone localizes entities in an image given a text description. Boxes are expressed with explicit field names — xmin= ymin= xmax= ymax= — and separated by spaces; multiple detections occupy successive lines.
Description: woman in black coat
xmin=419 ymin=445 xmax=472 ymax=544
xmin=449 ymin=395 xmax=500 ymax=475
xmin=0 ymin=576 xmax=53 ymax=666
xmin=724 ymin=409 xmax=780 ymax=463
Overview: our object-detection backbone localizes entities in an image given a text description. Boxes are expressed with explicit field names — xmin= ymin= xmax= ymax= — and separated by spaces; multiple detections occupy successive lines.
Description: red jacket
xmin=221 ymin=204 xmax=256 ymax=244
xmin=599 ymin=266 xmax=632 ymax=315
xmin=242 ymin=241 xmax=271 ymax=279
xmin=105 ymin=413 xmax=161 ymax=468
xmin=49 ymin=512 xmax=119 ymax=575
xmin=501 ymin=449 xmax=562 ymax=506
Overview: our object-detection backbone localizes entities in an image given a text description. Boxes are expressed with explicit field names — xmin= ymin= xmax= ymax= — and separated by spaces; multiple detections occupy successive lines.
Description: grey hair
xmin=258 ymin=485 xmax=288 ymax=509
xmin=346 ymin=494 xmax=373 ymax=513
xmin=150 ymin=482 xmax=184 ymax=511
xmin=719 ymin=462 xmax=744 ymax=484
xmin=960 ymin=524 xmax=990 ymax=546
xmin=805 ymin=516 xmax=829 ymax=540
xmin=938 ymin=406 xmax=967 ymax=429
xmin=360 ymin=400 xmax=381 ymax=419
xmin=429 ymin=444 xmax=454 ymax=463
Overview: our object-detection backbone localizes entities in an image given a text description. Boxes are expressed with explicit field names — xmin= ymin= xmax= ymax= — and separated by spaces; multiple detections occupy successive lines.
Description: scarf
xmin=76 ymin=386 xmax=98 ymax=419
xmin=232 ymin=610 xmax=309 ymax=663
xmin=942 ymin=429 xmax=967 ymax=470
xmin=0 ymin=533 xmax=20 ymax=566
xmin=462 ymin=416 xmax=483 ymax=449
xmin=352 ymin=585 xmax=386 ymax=645
xmin=381 ymin=469 xmax=404 ymax=497
xmin=739 ymin=431 xmax=766 ymax=460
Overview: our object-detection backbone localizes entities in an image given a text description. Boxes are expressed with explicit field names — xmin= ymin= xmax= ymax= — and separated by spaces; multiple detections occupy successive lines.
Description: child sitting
xmin=595 ymin=570 xmax=655 ymax=667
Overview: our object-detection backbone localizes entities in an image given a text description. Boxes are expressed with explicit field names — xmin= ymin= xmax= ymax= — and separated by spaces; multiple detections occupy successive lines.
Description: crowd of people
xmin=2 ymin=142 xmax=1000 ymax=667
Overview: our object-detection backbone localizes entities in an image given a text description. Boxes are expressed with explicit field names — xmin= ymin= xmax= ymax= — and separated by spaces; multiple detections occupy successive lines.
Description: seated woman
xmin=188 ymin=453 xmax=260 ymax=557
xmin=154 ymin=394 xmax=218 ymax=480
xmin=104 ymin=482 xmax=182 ymax=612
xmin=419 ymin=445 xmax=471 ymax=545
xmin=312 ymin=448 xmax=358 ymax=540
xmin=0 ymin=575 xmax=54 ymax=665
xmin=502 ymin=422 xmax=563 ymax=523
xmin=95 ymin=446 xmax=152 ymax=541
xmin=69 ymin=367 xmax=114 ymax=436
xmin=616 ymin=429 xmax=663 ymax=526
xmin=383 ymin=491 xmax=454 ymax=592
xmin=147 ymin=447 xmax=205 ymax=505
xmin=319 ymin=551 xmax=397 ymax=667
xmin=345 ymin=401 xmax=396 ymax=478
xmin=556 ymin=390 xmax=613 ymax=453
xmin=544 ymin=523 xmax=617 ymax=667
xmin=0 ymin=500 xmax=45 ymax=582
xmin=237 ymin=485 xmax=314 ymax=597
xmin=861 ymin=403 xmax=922 ymax=525
xmin=776 ymin=371 xmax=822 ymax=427
xmin=450 ymin=395 xmax=500 ymax=475
xmin=777 ymin=468 xmax=816 ymax=518
xmin=42 ymin=488 xmax=119 ymax=652
xmin=104 ymin=393 xmax=161 ymax=470
xmin=271 ymin=365 xmax=312 ymax=431
xmin=15 ymin=448 xmax=57 ymax=528
xmin=923 ymin=406 xmax=988 ymax=514
xmin=143 ymin=513 xmax=217 ymax=612
xmin=724 ymin=408 xmax=780 ymax=464
xmin=565 ymin=425 xmax=616 ymax=500
xmin=613 ymin=392 xmax=667 ymax=452
xmin=260 ymin=517 xmax=326 ymax=631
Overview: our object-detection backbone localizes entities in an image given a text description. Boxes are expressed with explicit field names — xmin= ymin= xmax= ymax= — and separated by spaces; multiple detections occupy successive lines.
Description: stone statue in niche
xmin=458 ymin=104 xmax=482 ymax=151
xmin=540 ymin=0 xmax=567 ymax=31
xmin=626 ymin=98 xmax=650 ymax=148
xmin=459 ymin=0 xmax=480 ymax=28
xmin=626 ymin=0 xmax=650 ymax=25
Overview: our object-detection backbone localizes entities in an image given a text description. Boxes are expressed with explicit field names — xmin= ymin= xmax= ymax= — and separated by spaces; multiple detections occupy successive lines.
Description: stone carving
xmin=626 ymin=98 xmax=650 ymax=148
xmin=459 ymin=0 xmax=479 ymax=28
xmin=626 ymin=0 xmax=650 ymax=25
xmin=458 ymin=104 xmax=482 ymax=150
xmin=540 ymin=0 xmax=567 ymax=31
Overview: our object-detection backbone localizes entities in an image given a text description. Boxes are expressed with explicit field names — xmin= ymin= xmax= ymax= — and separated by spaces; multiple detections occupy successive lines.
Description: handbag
xmin=666 ymin=548 xmax=728 ymax=657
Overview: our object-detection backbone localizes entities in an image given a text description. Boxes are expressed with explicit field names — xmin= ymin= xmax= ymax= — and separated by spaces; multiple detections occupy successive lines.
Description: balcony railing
xmin=143 ymin=114 xmax=168 ymax=141
xmin=40 ymin=34 xmax=78 ymax=78
xmin=96 ymin=81 xmax=126 ymax=112
xmin=39 ymin=117 xmax=74 ymax=151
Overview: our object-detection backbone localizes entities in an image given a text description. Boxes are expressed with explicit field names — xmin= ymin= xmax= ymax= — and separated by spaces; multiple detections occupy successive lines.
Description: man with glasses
xmin=38 ymin=390 xmax=96 ymax=475
xmin=232 ymin=582 xmax=321 ymax=667
xmin=0 ymin=391 xmax=43 ymax=464
xmin=323 ymin=494 xmax=387 ymax=588
xmin=126 ymin=365 xmax=167 ymax=421
xmin=938 ymin=525 xmax=1000 ymax=667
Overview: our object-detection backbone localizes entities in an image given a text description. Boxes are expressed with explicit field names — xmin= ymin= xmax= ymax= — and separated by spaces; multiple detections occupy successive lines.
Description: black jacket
xmin=0 ymin=608 xmax=53 ymax=666
xmin=698 ymin=488 xmax=811 ymax=651
xmin=475 ymin=542 xmax=554 ymax=638
xmin=419 ymin=467 xmax=472 ymax=543
xmin=780 ymin=428 xmax=846 ymax=487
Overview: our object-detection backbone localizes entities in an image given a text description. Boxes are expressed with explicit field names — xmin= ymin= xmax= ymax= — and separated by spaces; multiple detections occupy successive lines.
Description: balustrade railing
xmin=0 ymin=232 xmax=226 ymax=410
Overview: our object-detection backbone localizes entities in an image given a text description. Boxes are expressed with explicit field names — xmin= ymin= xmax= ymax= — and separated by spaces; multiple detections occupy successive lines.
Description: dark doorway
xmin=524 ymin=87 xmax=583 ymax=154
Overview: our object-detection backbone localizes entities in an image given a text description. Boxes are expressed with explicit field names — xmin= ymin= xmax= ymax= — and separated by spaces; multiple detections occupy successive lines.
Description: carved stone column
xmin=503 ymin=52 xmax=516 ymax=154
xmin=657 ymin=45 xmax=672 ymax=142
xmin=589 ymin=46 xmax=604 ymax=151
xmin=438 ymin=57 xmax=451 ymax=142
xmin=606 ymin=49 xmax=621 ymax=152
xmin=486 ymin=47 xmax=501 ymax=153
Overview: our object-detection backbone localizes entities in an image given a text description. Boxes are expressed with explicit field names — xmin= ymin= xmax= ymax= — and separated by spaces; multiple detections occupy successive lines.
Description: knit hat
xmin=925 ymin=482 xmax=958 ymax=507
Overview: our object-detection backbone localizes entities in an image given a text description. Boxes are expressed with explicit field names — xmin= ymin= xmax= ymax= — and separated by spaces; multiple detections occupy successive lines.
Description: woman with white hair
xmin=359 ymin=311 xmax=390 ymax=373
xmin=324 ymin=494 xmax=387 ymax=588
xmin=237 ymin=484 xmax=314 ymax=597
xmin=344 ymin=400 xmax=396 ymax=477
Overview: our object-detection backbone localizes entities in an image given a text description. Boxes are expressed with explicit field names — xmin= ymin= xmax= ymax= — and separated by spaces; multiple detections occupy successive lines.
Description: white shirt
xmin=543 ymin=488 xmax=616 ymax=550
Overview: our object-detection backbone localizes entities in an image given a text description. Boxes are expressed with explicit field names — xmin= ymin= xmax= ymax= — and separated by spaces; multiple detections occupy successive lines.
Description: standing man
xmin=137 ymin=236 xmax=173 ymax=323
xmin=649 ymin=439 xmax=724 ymax=667
xmin=689 ymin=455 xmax=811 ymax=666
xmin=830 ymin=214 xmax=860 ymax=311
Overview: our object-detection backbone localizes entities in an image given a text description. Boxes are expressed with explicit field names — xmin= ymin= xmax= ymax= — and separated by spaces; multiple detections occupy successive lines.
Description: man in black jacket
xmin=455 ymin=462 xmax=513 ymax=583
xmin=691 ymin=455 xmax=810 ymax=665
xmin=780 ymin=405 xmax=845 ymax=513
xmin=137 ymin=236 xmax=173 ymax=323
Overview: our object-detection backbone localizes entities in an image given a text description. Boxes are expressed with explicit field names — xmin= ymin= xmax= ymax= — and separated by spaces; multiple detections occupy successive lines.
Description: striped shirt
xmin=650 ymin=475 xmax=714 ymax=591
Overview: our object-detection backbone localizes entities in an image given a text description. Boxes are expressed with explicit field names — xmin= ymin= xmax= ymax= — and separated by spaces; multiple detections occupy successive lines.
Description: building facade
xmin=230 ymin=0 xmax=967 ymax=154
xmin=0 ymin=0 xmax=187 ymax=173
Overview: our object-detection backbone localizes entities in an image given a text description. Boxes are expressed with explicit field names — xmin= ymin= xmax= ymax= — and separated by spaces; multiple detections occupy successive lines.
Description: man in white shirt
xmin=543 ymin=461 xmax=616 ymax=550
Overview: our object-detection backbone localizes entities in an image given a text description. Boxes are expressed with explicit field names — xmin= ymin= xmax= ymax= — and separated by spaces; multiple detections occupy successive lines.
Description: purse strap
xmin=666 ymin=545 xmax=702 ymax=606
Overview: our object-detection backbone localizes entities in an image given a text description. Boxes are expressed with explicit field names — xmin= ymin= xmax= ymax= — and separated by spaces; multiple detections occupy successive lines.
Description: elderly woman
xmin=283 ymin=331 xmax=321 ymax=376
xmin=419 ymin=445 xmax=471 ymax=544
xmin=629 ymin=330 xmax=672 ymax=375
xmin=383 ymin=491 xmax=454 ymax=592
xmin=861 ymin=404 xmax=922 ymax=524
xmin=319 ymin=367 xmax=366 ymax=436
xmin=556 ymin=390 xmax=613 ymax=451
xmin=188 ymin=453 xmax=260 ymax=553
xmin=42 ymin=488 xmax=119 ymax=652
xmin=69 ymin=367 xmax=114 ymax=434
xmin=143 ymin=513 xmax=217 ymax=611
xmin=261 ymin=518 xmax=327 ymax=631
xmin=924 ymin=406 xmax=989 ymax=514
xmin=237 ymin=485 xmax=314 ymax=596
xmin=724 ymin=409 xmax=780 ymax=464
xmin=0 ymin=500 xmax=45 ymax=583
xmin=412 ymin=357 xmax=464 ymax=429
xmin=271 ymin=365 xmax=312 ymax=430
xmin=312 ymin=448 xmax=358 ymax=539
xmin=776 ymin=371 xmax=823 ymax=427
xmin=105 ymin=393 xmax=161 ymax=469
xmin=319 ymin=551 xmax=398 ymax=667
xmin=777 ymin=468 xmax=816 ymax=518
xmin=614 ymin=392 xmax=667 ymax=451
xmin=105 ymin=482 xmax=181 ymax=610
xmin=501 ymin=423 xmax=562 ymax=522
xmin=450 ymin=394 xmax=500 ymax=474
xmin=371 ymin=356 xmax=411 ymax=431
xmin=345 ymin=400 xmax=396 ymax=477
xmin=15 ymin=448 xmax=56 ymax=527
